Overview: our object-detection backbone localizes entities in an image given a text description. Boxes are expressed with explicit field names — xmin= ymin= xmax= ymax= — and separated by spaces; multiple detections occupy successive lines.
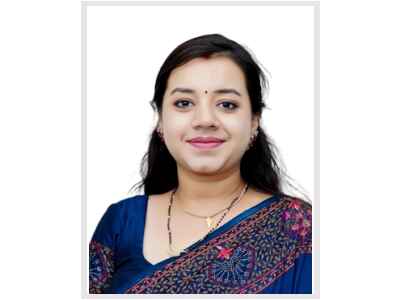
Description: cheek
xmin=226 ymin=118 xmax=251 ymax=138
xmin=163 ymin=114 xmax=188 ymax=140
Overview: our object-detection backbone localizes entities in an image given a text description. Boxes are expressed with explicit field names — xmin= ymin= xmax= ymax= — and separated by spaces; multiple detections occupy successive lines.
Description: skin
xmin=157 ymin=55 xmax=260 ymax=214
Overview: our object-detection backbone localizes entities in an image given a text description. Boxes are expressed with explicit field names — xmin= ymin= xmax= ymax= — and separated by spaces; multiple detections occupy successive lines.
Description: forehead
xmin=166 ymin=56 xmax=247 ymax=92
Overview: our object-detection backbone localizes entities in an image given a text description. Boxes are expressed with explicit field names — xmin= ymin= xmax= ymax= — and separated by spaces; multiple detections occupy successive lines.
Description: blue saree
xmin=89 ymin=194 xmax=312 ymax=294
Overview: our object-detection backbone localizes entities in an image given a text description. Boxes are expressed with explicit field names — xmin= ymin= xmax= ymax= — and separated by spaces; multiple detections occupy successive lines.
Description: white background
xmin=86 ymin=5 xmax=314 ymax=239
xmin=1 ymin=0 xmax=400 ymax=300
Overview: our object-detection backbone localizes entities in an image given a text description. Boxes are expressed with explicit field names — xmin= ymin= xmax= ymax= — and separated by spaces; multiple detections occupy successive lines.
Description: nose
xmin=191 ymin=101 xmax=220 ymax=129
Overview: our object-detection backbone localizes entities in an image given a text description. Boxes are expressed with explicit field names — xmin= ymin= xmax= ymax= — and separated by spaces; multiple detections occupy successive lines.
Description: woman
xmin=89 ymin=33 xmax=312 ymax=294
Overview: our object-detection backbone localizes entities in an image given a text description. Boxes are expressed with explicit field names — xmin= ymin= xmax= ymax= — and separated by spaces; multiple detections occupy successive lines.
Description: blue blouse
xmin=89 ymin=194 xmax=312 ymax=294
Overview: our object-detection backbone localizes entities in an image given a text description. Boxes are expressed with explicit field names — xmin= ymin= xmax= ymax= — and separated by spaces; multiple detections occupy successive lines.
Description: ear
xmin=251 ymin=114 xmax=260 ymax=135
xmin=157 ymin=115 xmax=163 ymax=131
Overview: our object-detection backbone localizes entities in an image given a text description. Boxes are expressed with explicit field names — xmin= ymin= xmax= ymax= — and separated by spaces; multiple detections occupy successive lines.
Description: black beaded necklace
xmin=167 ymin=183 xmax=249 ymax=257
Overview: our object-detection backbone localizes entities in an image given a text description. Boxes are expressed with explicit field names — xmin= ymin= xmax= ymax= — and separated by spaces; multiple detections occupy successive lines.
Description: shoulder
xmin=100 ymin=195 xmax=148 ymax=225
xmin=108 ymin=193 xmax=171 ymax=222
xmin=280 ymin=195 xmax=312 ymax=215
xmin=112 ymin=194 xmax=147 ymax=210
xmin=278 ymin=195 xmax=312 ymax=245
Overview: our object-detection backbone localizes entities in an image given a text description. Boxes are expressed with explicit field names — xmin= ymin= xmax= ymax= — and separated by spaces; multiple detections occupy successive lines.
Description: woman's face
xmin=159 ymin=56 xmax=259 ymax=176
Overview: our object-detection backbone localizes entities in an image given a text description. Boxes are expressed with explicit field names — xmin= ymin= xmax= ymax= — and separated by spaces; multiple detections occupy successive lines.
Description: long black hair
xmin=129 ymin=33 xmax=309 ymax=201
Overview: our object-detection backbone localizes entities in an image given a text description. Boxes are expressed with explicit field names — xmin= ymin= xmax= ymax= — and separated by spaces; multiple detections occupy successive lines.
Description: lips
xmin=187 ymin=137 xmax=225 ymax=150
xmin=187 ymin=137 xmax=225 ymax=143
xmin=189 ymin=141 xmax=223 ymax=149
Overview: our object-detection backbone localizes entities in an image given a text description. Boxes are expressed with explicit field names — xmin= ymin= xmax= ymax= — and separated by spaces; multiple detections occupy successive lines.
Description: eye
xmin=218 ymin=101 xmax=238 ymax=111
xmin=174 ymin=99 xmax=193 ymax=109
xmin=173 ymin=99 xmax=238 ymax=111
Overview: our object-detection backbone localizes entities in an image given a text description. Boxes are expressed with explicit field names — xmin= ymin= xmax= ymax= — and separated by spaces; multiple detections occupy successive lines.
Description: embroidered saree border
xmin=126 ymin=196 xmax=312 ymax=294
xmin=89 ymin=240 xmax=115 ymax=293
xmin=237 ymin=244 xmax=311 ymax=293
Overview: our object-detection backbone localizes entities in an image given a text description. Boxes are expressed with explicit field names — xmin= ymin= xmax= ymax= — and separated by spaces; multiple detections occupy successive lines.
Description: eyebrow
xmin=169 ymin=87 xmax=242 ymax=97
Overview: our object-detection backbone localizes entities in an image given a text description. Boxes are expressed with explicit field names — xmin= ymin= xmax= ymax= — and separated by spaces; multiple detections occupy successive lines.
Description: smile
xmin=188 ymin=141 xmax=224 ymax=150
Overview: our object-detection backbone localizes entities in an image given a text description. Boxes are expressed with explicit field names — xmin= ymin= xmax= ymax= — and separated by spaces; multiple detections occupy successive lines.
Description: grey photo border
xmin=81 ymin=1 xmax=320 ymax=298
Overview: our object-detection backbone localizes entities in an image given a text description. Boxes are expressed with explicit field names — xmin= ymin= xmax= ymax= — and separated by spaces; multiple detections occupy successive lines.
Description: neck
xmin=173 ymin=166 xmax=247 ymax=214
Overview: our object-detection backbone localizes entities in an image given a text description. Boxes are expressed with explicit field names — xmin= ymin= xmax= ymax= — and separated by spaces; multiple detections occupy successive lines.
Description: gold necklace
xmin=181 ymin=204 xmax=229 ymax=229
xmin=167 ymin=183 xmax=249 ymax=257
xmin=177 ymin=185 xmax=247 ymax=229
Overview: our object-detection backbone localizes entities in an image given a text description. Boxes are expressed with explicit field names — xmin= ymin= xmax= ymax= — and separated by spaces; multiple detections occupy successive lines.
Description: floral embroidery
xmin=208 ymin=245 xmax=256 ymax=288
xmin=282 ymin=198 xmax=312 ymax=242
xmin=125 ymin=196 xmax=312 ymax=294
xmin=216 ymin=245 xmax=234 ymax=260
xmin=89 ymin=240 xmax=114 ymax=293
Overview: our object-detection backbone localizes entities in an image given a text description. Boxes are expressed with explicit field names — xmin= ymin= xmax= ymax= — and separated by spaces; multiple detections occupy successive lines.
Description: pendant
xmin=206 ymin=217 xmax=213 ymax=228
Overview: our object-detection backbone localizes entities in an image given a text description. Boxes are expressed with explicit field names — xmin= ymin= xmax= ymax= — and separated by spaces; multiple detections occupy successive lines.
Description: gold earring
xmin=247 ymin=129 xmax=259 ymax=150
xmin=157 ymin=128 xmax=164 ymax=141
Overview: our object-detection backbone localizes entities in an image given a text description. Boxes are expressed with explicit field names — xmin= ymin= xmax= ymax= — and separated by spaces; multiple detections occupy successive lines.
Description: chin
xmin=189 ymin=162 xmax=219 ymax=171
xmin=185 ymin=161 xmax=225 ymax=175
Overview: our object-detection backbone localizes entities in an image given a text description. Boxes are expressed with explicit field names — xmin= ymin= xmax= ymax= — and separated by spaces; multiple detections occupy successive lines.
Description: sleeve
xmin=89 ymin=203 xmax=121 ymax=294
xmin=276 ymin=197 xmax=313 ymax=294
xmin=286 ymin=198 xmax=312 ymax=294
xmin=291 ymin=253 xmax=312 ymax=293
